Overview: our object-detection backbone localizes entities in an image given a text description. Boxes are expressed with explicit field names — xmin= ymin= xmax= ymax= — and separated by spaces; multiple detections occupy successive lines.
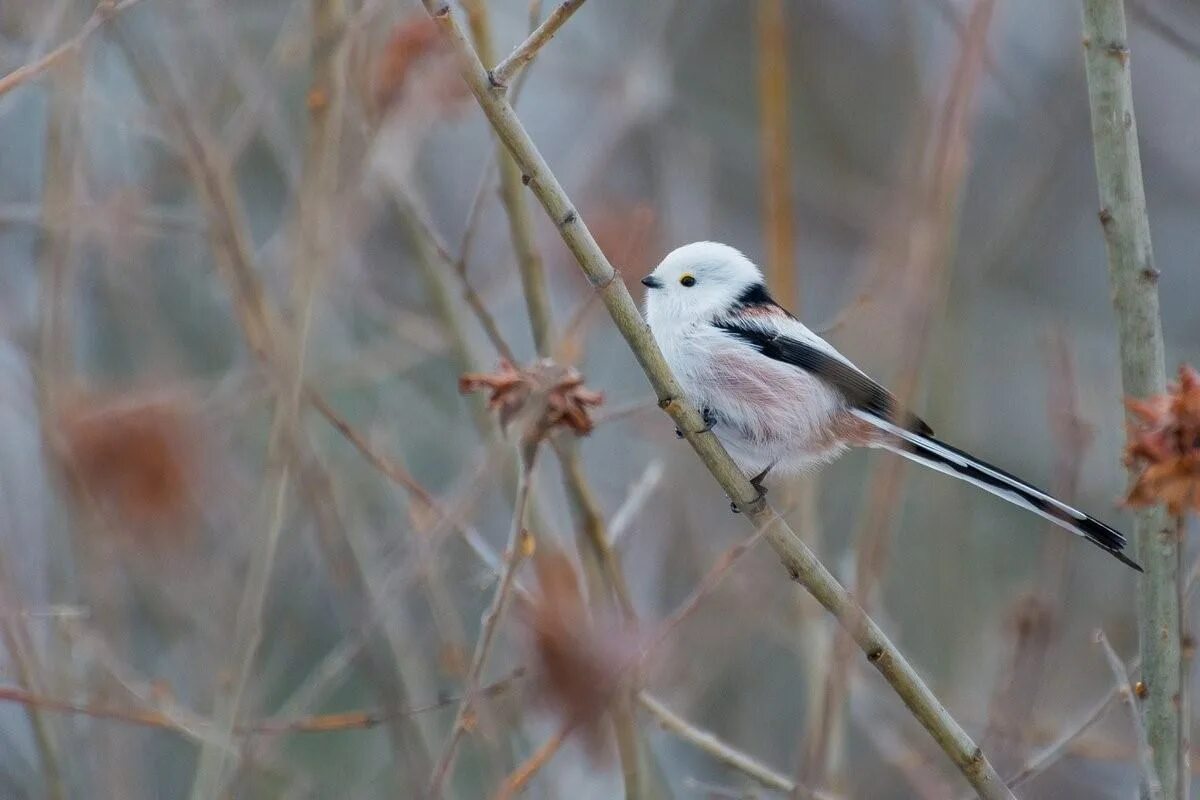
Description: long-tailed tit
xmin=642 ymin=241 xmax=1140 ymax=571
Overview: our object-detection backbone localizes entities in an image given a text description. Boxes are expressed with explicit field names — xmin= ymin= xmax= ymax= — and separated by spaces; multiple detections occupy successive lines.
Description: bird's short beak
xmin=641 ymin=275 xmax=663 ymax=289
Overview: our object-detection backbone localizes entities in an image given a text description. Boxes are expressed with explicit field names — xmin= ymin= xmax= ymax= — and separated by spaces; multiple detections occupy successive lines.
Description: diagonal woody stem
xmin=419 ymin=3 xmax=1014 ymax=797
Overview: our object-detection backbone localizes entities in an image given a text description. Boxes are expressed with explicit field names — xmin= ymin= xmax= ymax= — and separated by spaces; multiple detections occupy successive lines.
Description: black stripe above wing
xmin=730 ymin=283 xmax=796 ymax=317
xmin=716 ymin=319 xmax=933 ymax=437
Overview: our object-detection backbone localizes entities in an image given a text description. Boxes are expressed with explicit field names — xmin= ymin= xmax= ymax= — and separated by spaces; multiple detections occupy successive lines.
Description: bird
xmin=641 ymin=241 xmax=1141 ymax=572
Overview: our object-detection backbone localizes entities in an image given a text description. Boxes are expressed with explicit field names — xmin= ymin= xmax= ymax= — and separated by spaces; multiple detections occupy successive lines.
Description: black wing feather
xmin=716 ymin=320 xmax=933 ymax=437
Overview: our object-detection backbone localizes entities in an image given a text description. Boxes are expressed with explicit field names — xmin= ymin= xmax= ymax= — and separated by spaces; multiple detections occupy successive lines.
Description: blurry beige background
xmin=0 ymin=0 xmax=1197 ymax=798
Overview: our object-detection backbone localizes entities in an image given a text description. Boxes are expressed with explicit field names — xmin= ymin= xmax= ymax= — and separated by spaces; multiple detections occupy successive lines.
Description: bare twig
xmin=409 ymin=454 xmax=830 ymax=800
xmin=460 ymin=0 xmax=555 ymax=358
xmin=492 ymin=722 xmax=574 ymax=800
xmin=1004 ymin=679 xmax=1122 ymax=791
xmin=0 ymin=669 xmax=524 ymax=736
xmin=427 ymin=448 xmax=538 ymax=797
xmin=850 ymin=693 xmax=954 ymax=800
xmin=1095 ymin=631 xmax=1161 ymax=799
xmin=490 ymin=0 xmax=587 ymax=87
xmin=24 ymin=11 xmax=86 ymax=797
xmin=406 ymin=440 xmax=775 ymax=800
xmin=0 ymin=562 xmax=63 ymax=800
xmin=420 ymin=4 xmax=1014 ymax=797
xmin=644 ymin=519 xmax=774 ymax=658
xmin=455 ymin=3 xmax=545 ymax=272
xmin=187 ymin=0 xmax=346 ymax=789
xmin=1080 ymin=1 xmax=1176 ymax=794
xmin=552 ymin=436 xmax=637 ymax=620
xmin=0 ymin=0 xmax=147 ymax=99
xmin=639 ymin=693 xmax=837 ymax=799
xmin=1128 ymin=0 xmax=1200 ymax=65
xmin=111 ymin=12 xmax=433 ymax=791
xmin=608 ymin=460 xmax=665 ymax=547
xmin=307 ymin=388 xmax=439 ymax=510
xmin=396 ymin=187 xmax=517 ymax=365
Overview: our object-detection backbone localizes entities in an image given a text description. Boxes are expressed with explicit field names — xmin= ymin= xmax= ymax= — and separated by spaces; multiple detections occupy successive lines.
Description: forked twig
xmin=490 ymin=0 xmax=588 ymax=87
xmin=1095 ymin=631 xmax=1161 ymax=799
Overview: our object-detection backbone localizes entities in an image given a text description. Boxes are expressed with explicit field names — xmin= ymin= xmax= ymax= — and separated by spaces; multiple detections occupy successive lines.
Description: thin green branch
xmin=1079 ymin=2 xmax=1176 ymax=797
xmin=421 ymin=4 xmax=1013 ymax=797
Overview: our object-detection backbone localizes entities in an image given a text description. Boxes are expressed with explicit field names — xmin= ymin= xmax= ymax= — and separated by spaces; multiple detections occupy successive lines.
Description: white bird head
xmin=642 ymin=241 xmax=764 ymax=329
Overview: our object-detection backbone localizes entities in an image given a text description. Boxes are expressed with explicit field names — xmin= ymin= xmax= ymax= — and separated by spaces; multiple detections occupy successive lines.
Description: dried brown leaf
xmin=523 ymin=547 xmax=637 ymax=759
xmin=55 ymin=389 xmax=203 ymax=544
xmin=372 ymin=15 xmax=469 ymax=115
xmin=459 ymin=359 xmax=604 ymax=439
xmin=1124 ymin=364 xmax=1200 ymax=515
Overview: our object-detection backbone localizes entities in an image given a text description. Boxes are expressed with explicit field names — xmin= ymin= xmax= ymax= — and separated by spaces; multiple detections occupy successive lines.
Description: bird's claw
xmin=730 ymin=483 xmax=767 ymax=514
xmin=675 ymin=408 xmax=715 ymax=439
xmin=730 ymin=466 xmax=772 ymax=514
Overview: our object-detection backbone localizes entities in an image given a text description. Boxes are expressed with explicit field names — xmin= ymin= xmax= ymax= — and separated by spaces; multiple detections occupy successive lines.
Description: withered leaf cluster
xmin=1124 ymin=364 xmax=1200 ymax=515
xmin=55 ymin=390 xmax=203 ymax=543
xmin=371 ymin=15 xmax=470 ymax=115
xmin=524 ymin=547 xmax=637 ymax=757
xmin=459 ymin=359 xmax=603 ymax=439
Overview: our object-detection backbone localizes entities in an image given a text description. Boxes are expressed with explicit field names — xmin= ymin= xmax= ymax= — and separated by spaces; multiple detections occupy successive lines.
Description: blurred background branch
xmin=0 ymin=0 xmax=1192 ymax=797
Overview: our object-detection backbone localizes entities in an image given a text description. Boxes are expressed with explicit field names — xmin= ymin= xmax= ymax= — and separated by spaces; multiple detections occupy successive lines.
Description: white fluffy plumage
xmin=644 ymin=242 xmax=862 ymax=474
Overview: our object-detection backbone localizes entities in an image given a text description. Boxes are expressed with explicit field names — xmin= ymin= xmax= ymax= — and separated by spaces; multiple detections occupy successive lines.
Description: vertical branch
xmin=187 ymin=0 xmax=349 ymax=786
xmin=460 ymin=0 xmax=554 ymax=356
xmin=427 ymin=445 xmax=538 ymax=797
xmin=455 ymin=3 xmax=646 ymax=794
xmin=755 ymin=0 xmax=796 ymax=305
xmin=23 ymin=22 xmax=86 ymax=800
xmin=419 ymin=5 xmax=1014 ymax=797
xmin=1079 ymin=2 xmax=1176 ymax=796
xmin=113 ymin=8 xmax=433 ymax=794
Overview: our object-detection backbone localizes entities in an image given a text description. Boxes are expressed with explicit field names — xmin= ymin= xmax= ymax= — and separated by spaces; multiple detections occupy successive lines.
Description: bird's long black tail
xmin=855 ymin=411 xmax=1142 ymax=572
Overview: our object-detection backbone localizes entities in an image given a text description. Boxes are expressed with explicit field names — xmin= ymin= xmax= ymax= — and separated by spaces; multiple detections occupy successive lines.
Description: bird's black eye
xmin=680 ymin=274 xmax=696 ymax=287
